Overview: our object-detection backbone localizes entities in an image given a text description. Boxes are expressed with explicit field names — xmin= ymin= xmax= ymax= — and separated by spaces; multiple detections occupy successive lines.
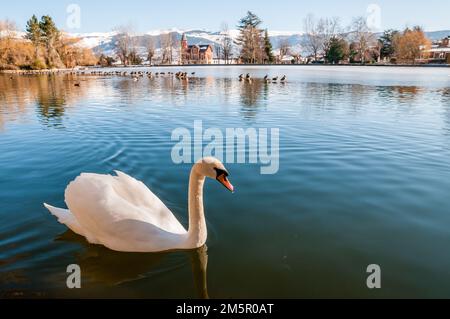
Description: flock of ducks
xmin=239 ymin=73 xmax=287 ymax=84
xmin=74 ymin=71 xmax=287 ymax=87
xmin=81 ymin=70 xmax=197 ymax=82
xmin=72 ymin=70 xmax=287 ymax=85
xmin=68 ymin=70 xmax=198 ymax=85
xmin=129 ymin=71 xmax=197 ymax=82
xmin=7 ymin=69 xmax=287 ymax=87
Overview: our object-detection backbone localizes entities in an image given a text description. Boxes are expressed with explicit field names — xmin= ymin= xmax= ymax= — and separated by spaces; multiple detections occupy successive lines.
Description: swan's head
xmin=194 ymin=157 xmax=234 ymax=193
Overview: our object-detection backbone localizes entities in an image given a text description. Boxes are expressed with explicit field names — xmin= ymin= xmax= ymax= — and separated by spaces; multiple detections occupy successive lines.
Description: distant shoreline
xmin=1 ymin=63 xmax=449 ymax=75
xmin=145 ymin=63 xmax=450 ymax=69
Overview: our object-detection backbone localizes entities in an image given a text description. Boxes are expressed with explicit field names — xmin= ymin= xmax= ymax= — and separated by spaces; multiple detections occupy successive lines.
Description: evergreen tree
xmin=1 ymin=15 xmax=97 ymax=70
xmin=26 ymin=15 xmax=44 ymax=68
xmin=263 ymin=29 xmax=274 ymax=64
xmin=39 ymin=15 xmax=59 ymax=47
xmin=379 ymin=29 xmax=399 ymax=61
xmin=238 ymin=11 xmax=262 ymax=29
xmin=326 ymin=37 xmax=348 ymax=64
xmin=236 ymin=11 xmax=264 ymax=64
xmin=26 ymin=15 xmax=42 ymax=59
xmin=39 ymin=15 xmax=64 ymax=68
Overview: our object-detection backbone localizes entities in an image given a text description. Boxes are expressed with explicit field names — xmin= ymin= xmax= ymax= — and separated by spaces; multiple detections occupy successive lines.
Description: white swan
xmin=44 ymin=157 xmax=234 ymax=253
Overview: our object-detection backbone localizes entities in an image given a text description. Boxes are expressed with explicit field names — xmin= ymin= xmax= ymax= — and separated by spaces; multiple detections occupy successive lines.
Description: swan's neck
xmin=186 ymin=170 xmax=207 ymax=248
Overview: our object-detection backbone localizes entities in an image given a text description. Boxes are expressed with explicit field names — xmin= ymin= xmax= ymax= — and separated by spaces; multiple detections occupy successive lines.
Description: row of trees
xmin=113 ymin=24 xmax=149 ymax=66
xmin=109 ymin=11 xmax=271 ymax=66
xmin=88 ymin=11 xmax=438 ymax=67
xmin=380 ymin=27 xmax=431 ymax=63
xmin=112 ymin=24 xmax=167 ymax=66
xmin=0 ymin=15 xmax=97 ymax=70
xmin=228 ymin=12 xmax=433 ymax=65
xmin=232 ymin=12 xmax=433 ymax=65
xmin=2 ymin=12 xmax=435 ymax=69
xmin=302 ymin=14 xmax=431 ymax=64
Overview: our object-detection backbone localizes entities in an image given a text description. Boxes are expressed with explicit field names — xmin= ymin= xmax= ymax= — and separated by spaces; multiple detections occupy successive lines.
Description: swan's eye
xmin=214 ymin=168 xmax=228 ymax=178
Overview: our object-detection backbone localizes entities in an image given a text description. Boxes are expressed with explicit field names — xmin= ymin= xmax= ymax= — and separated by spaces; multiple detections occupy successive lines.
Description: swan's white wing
xmin=44 ymin=203 xmax=85 ymax=237
xmin=64 ymin=172 xmax=187 ymax=244
xmin=112 ymin=170 xmax=187 ymax=234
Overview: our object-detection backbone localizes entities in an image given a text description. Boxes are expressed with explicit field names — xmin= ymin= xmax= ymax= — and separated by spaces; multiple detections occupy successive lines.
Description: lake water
xmin=1 ymin=66 xmax=450 ymax=298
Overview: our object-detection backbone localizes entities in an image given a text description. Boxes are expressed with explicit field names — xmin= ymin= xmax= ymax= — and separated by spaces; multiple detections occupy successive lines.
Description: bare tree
xmin=0 ymin=19 xmax=17 ymax=39
xmin=114 ymin=24 xmax=133 ymax=65
xmin=239 ymin=25 xmax=264 ymax=64
xmin=303 ymin=14 xmax=323 ymax=61
xmin=349 ymin=16 xmax=376 ymax=64
xmin=214 ymin=43 xmax=222 ymax=63
xmin=220 ymin=22 xmax=233 ymax=64
xmin=161 ymin=33 xmax=173 ymax=65
xmin=0 ymin=19 xmax=18 ymax=67
xmin=146 ymin=37 xmax=155 ymax=65
xmin=319 ymin=17 xmax=341 ymax=59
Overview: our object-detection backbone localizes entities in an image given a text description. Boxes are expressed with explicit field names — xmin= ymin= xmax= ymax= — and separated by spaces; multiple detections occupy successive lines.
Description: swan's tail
xmin=44 ymin=203 xmax=84 ymax=237
xmin=44 ymin=203 xmax=70 ymax=222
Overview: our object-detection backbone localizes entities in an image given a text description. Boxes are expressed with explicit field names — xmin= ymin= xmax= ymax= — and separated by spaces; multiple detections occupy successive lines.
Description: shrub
xmin=31 ymin=59 xmax=47 ymax=70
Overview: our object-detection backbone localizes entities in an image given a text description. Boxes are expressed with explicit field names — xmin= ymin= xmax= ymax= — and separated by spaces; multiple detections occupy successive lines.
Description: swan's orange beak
xmin=217 ymin=174 xmax=234 ymax=193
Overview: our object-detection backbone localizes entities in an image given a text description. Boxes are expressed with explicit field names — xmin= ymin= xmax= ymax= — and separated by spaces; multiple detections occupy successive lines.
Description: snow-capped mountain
xmin=70 ymin=32 xmax=118 ymax=50
xmin=67 ymin=28 xmax=449 ymax=59
xmin=67 ymin=29 xmax=307 ymax=58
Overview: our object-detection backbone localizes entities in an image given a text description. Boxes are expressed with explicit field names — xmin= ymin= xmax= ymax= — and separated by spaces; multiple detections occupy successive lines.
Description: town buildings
xmin=180 ymin=34 xmax=213 ymax=64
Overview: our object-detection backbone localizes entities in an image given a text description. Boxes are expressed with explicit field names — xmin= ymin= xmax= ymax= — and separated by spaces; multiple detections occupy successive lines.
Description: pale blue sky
xmin=2 ymin=0 xmax=449 ymax=33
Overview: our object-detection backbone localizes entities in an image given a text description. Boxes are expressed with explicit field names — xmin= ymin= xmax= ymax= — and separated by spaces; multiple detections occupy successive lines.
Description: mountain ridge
xmin=71 ymin=29 xmax=450 ymax=56
xmin=5 ymin=28 xmax=449 ymax=59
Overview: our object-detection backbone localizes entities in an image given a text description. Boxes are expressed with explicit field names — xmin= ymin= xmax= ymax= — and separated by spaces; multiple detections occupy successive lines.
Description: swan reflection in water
xmin=56 ymin=231 xmax=209 ymax=299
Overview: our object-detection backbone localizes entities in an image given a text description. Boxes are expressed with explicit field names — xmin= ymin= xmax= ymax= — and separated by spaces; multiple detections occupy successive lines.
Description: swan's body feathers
xmin=46 ymin=171 xmax=187 ymax=252
xmin=44 ymin=157 xmax=231 ymax=253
